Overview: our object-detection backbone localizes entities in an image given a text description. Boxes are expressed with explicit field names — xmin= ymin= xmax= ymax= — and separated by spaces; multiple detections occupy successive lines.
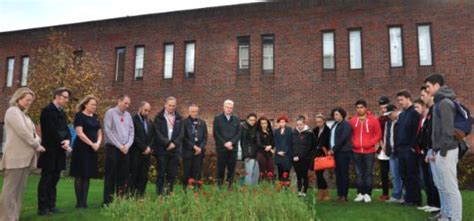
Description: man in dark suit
xmin=182 ymin=104 xmax=208 ymax=190
xmin=37 ymin=87 xmax=72 ymax=215
xmin=129 ymin=101 xmax=154 ymax=197
xmin=213 ymin=99 xmax=241 ymax=188
xmin=153 ymin=96 xmax=184 ymax=195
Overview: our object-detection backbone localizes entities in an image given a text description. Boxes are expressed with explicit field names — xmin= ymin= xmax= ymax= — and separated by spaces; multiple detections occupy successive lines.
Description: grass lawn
xmin=1 ymin=175 xmax=473 ymax=220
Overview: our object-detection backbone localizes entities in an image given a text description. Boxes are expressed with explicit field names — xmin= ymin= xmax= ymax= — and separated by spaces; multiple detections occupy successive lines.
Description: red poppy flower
xmin=282 ymin=172 xmax=289 ymax=178
xmin=188 ymin=178 xmax=195 ymax=185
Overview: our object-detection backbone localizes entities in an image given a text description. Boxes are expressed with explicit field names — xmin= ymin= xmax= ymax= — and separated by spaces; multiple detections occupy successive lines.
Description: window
xmin=115 ymin=48 xmax=126 ymax=82
xmin=134 ymin=46 xmax=144 ymax=80
xmin=417 ymin=24 xmax=433 ymax=66
xmin=322 ymin=31 xmax=335 ymax=70
xmin=238 ymin=36 xmax=250 ymax=74
xmin=389 ymin=26 xmax=403 ymax=68
xmin=5 ymin=57 xmax=14 ymax=87
xmin=21 ymin=56 xmax=29 ymax=86
xmin=185 ymin=42 xmax=196 ymax=78
xmin=349 ymin=29 xmax=362 ymax=69
xmin=262 ymin=35 xmax=274 ymax=74
xmin=163 ymin=43 xmax=174 ymax=79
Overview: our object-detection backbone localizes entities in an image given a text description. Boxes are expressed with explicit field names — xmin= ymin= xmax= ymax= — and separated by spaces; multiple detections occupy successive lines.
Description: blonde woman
xmin=70 ymin=95 xmax=102 ymax=208
xmin=0 ymin=87 xmax=45 ymax=221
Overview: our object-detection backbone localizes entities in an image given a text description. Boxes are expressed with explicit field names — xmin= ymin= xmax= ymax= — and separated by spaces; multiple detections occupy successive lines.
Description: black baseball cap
xmin=383 ymin=104 xmax=397 ymax=116
xmin=378 ymin=96 xmax=390 ymax=105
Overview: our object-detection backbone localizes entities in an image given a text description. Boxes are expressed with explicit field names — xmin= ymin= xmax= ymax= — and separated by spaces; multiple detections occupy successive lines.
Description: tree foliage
xmin=28 ymin=31 xmax=112 ymax=123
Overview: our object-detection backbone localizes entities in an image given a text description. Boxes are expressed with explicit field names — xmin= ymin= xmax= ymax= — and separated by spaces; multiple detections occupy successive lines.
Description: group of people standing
xmin=0 ymin=73 xmax=465 ymax=221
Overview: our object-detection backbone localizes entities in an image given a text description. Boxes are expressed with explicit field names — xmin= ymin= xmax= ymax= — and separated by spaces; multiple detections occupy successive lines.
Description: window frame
xmin=321 ymin=30 xmax=336 ymax=71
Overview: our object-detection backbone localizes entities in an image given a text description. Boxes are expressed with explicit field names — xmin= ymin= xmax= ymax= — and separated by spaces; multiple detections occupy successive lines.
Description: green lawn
xmin=1 ymin=175 xmax=473 ymax=220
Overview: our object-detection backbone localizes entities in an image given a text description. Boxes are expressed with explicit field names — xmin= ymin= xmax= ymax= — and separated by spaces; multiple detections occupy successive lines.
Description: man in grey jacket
xmin=424 ymin=74 xmax=462 ymax=221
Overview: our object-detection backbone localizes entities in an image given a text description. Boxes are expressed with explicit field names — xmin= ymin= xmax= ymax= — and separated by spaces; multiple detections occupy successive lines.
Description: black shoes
xmin=37 ymin=209 xmax=51 ymax=216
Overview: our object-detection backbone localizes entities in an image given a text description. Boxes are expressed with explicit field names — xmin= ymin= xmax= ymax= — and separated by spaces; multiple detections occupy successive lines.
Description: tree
xmin=28 ymin=31 xmax=112 ymax=123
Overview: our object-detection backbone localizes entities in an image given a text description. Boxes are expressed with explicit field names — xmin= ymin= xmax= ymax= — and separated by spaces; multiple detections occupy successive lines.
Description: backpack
xmin=436 ymin=98 xmax=473 ymax=139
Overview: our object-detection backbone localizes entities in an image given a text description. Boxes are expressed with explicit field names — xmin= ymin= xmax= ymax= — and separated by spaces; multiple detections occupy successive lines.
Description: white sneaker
xmin=418 ymin=205 xmax=431 ymax=210
xmin=425 ymin=207 xmax=440 ymax=213
xmin=301 ymin=192 xmax=307 ymax=197
xmin=354 ymin=193 xmax=364 ymax=202
xmin=363 ymin=194 xmax=372 ymax=203
xmin=298 ymin=192 xmax=302 ymax=197
xmin=386 ymin=197 xmax=400 ymax=203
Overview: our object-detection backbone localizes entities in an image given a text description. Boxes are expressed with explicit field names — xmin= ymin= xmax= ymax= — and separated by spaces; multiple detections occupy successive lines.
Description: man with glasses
xmin=37 ymin=87 xmax=72 ymax=216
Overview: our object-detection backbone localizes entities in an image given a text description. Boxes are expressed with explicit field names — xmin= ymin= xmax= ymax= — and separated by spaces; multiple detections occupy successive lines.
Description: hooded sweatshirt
xmin=349 ymin=111 xmax=382 ymax=154
xmin=432 ymin=86 xmax=459 ymax=156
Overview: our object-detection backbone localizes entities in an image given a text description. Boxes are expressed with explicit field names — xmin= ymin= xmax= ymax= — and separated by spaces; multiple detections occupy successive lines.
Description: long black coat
xmin=212 ymin=113 xmax=241 ymax=152
xmin=182 ymin=117 xmax=208 ymax=159
xmin=130 ymin=114 xmax=154 ymax=159
xmin=37 ymin=102 xmax=71 ymax=171
xmin=153 ymin=109 xmax=184 ymax=156
xmin=240 ymin=122 xmax=258 ymax=159
xmin=313 ymin=125 xmax=331 ymax=157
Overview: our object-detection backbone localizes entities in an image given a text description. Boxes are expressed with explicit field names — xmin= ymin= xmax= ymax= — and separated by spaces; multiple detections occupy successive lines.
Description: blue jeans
xmin=353 ymin=153 xmax=375 ymax=195
xmin=244 ymin=159 xmax=259 ymax=185
xmin=434 ymin=148 xmax=462 ymax=221
xmin=389 ymin=155 xmax=403 ymax=199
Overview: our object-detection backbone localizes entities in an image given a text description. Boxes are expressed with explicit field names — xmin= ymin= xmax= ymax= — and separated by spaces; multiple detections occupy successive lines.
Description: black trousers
xmin=316 ymin=170 xmax=328 ymax=189
xmin=293 ymin=158 xmax=309 ymax=193
xmin=420 ymin=154 xmax=440 ymax=207
xmin=335 ymin=151 xmax=351 ymax=198
xmin=182 ymin=154 xmax=204 ymax=189
xmin=277 ymin=163 xmax=290 ymax=182
xmin=217 ymin=151 xmax=237 ymax=187
xmin=129 ymin=152 xmax=151 ymax=197
xmin=380 ymin=160 xmax=390 ymax=196
xmin=399 ymin=148 xmax=421 ymax=205
xmin=38 ymin=168 xmax=61 ymax=211
xmin=156 ymin=154 xmax=179 ymax=195
xmin=103 ymin=145 xmax=130 ymax=205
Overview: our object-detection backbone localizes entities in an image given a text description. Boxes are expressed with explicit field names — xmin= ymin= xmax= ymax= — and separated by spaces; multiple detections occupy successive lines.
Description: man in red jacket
xmin=350 ymin=99 xmax=382 ymax=203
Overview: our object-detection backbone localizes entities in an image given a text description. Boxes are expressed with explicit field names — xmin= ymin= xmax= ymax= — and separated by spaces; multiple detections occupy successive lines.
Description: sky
xmin=0 ymin=0 xmax=264 ymax=32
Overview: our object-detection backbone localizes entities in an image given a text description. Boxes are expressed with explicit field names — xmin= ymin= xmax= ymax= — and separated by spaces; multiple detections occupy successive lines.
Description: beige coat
xmin=0 ymin=106 xmax=41 ymax=170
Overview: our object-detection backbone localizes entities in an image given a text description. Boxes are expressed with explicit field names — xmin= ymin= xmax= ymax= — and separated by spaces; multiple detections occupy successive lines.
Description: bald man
xmin=129 ymin=102 xmax=154 ymax=197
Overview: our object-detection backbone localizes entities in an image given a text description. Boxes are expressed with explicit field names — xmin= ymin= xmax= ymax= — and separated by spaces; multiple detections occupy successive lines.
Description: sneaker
xmin=363 ymin=194 xmax=372 ymax=203
xmin=398 ymin=198 xmax=405 ymax=204
xmin=425 ymin=207 xmax=440 ymax=213
xmin=417 ymin=205 xmax=431 ymax=210
xmin=428 ymin=213 xmax=441 ymax=221
xmin=386 ymin=197 xmax=400 ymax=203
xmin=301 ymin=192 xmax=307 ymax=197
xmin=298 ymin=192 xmax=302 ymax=197
xmin=354 ymin=193 xmax=364 ymax=202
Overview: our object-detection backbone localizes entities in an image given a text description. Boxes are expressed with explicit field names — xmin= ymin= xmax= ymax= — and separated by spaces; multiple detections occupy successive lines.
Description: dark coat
xmin=153 ymin=109 xmax=184 ymax=156
xmin=37 ymin=102 xmax=71 ymax=171
xmin=182 ymin=117 xmax=208 ymax=159
xmin=331 ymin=120 xmax=352 ymax=153
xmin=212 ymin=113 xmax=241 ymax=152
xmin=273 ymin=127 xmax=293 ymax=168
xmin=240 ymin=122 xmax=258 ymax=159
xmin=130 ymin=114 xmax=154 ymax=156
xmin=417 ymin=107 xmax=433 ymax=153
xmin=397 ymin=105 xmax=421 ymax=149
xmin=291 ymin=127 xmax=316 ymax=160
xmin=256 ymin=129 xmax=274 ymax=158
xmin=313 ymin=125 xmax=331 ymax=157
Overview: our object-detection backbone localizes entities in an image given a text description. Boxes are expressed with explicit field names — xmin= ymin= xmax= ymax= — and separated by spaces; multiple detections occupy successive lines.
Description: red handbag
xmin=313 ymin=149 xmax=336 ymax=171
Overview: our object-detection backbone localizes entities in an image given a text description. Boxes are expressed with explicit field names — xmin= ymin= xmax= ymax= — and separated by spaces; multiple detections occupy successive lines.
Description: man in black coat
xmin=213 ymin=99 xmax=241 ymax=188
xmin=153 ymin=96 xmax=184 ymax=195
xmin=37 ymin=87 xmax=72 ymax=215
xmin=129 ymin=101 xmax=154 ymax=197
xmin=181 ymin=104 xmax=208 ymax=190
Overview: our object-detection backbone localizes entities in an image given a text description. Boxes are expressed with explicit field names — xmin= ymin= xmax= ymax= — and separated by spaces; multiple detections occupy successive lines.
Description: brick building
xmin=1 ymin=0 xmax=473 ymax=150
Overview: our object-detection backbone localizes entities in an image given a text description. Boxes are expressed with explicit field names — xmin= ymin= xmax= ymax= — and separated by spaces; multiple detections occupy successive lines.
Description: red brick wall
xmin=1 ymin=0 xmax=473 ymax=150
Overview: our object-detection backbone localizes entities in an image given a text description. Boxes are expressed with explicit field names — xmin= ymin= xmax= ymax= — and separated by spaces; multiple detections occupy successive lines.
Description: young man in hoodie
xmin=350 ymin=99 xmax=382 ymax=203
xmin=396 ymin=90 xmax=421 ymax=207
xmin=424 ymin=74 xmax=462 ymax=221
